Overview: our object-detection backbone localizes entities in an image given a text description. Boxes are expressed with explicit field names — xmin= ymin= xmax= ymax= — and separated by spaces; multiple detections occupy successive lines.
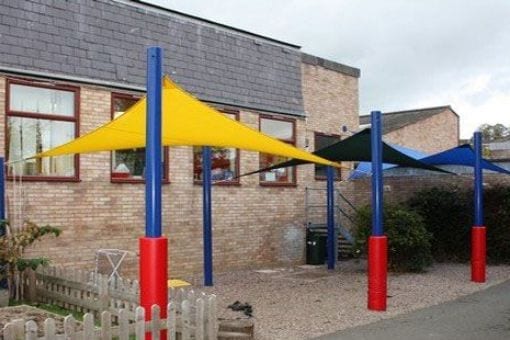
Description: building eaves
xmin=130 ymin=0 xmax=301 ymax=50
xmin=360 ymin=105 xmax=453 ymax=134
xmin=301 ymin=53 xmax=360 ymax=78
xmin=0 ymin=0 xmax=307 ymax=116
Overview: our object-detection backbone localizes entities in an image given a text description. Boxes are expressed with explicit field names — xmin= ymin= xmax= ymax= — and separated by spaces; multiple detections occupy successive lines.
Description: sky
xmin=144 ymin=0 xmax=510 ymax=139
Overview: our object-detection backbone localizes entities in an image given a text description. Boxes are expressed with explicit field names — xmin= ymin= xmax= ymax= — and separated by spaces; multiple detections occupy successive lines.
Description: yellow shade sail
xmin=36 ymin=76 xmax=337 ymax=167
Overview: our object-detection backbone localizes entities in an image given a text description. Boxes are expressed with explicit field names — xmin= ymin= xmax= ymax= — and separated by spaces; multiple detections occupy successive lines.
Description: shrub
xmin=406 ymin=185 xmax=510 ymax=264
xmin=407 ymin=186 xmax=471 ymax=262
xmin=483 ymin=185 xmax=510 ymax=263
xmin=353 ymin=204 xmax=433 ymax=272
xmin=0 ymin=220 xmax=61 ymax=299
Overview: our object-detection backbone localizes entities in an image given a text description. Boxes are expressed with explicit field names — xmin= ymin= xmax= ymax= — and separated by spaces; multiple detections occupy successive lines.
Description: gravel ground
xmin=192 ymin=260 xmax=510 ymax=340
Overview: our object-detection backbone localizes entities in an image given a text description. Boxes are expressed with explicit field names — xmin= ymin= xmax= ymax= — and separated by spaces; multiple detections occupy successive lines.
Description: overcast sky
xmin=145 ymin=0 xmax=510 ymax=139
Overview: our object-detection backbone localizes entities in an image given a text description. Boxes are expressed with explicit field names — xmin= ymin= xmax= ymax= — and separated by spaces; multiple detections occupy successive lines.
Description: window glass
xmin=111 ymin=94 xmax=167 ymax=181
xmin=10 ymin=84 xmax=75 ymax=116
xmin=259 ymin=117 xmax=295 ymax=184
xmin=7 ymin=81 xmax=77 ymax=178
xmin=193 ymin=112 xmax=238 ymax=183
xmin=315 ymin=133 xmax=341 ymax=179
xmin=260 ymin=118 xmax=293 ymax=140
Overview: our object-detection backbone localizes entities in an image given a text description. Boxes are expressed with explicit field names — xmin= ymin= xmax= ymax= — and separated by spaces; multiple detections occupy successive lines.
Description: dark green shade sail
xmin=244 ymin=128 xmax=451 ymax=176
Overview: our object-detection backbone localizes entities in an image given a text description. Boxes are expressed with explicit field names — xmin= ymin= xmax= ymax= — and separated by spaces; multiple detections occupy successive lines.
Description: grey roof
xmin=302 ymin=53 xmax=360 ymax=78
xmin=360 ymin=106 xmax=456 ymax=134
xmin=0 ymin=0 xmax=309 ymax=115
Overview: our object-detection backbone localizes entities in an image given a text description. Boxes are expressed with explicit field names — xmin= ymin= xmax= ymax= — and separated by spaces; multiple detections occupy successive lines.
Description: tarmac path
xmin=317 ymin=279 xmax=510 ymax=340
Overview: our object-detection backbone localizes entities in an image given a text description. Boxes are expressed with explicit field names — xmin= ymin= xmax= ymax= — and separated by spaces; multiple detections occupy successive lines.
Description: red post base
xmin=140 ymin=237 xmax=168 ymax=338
xmin=471 ymin=226 xmax=486 ymax=283
xmin=368 ymin=235 xmax=388 ymax=311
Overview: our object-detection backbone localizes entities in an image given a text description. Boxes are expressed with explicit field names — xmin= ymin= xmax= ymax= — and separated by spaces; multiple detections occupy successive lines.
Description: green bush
xmin=482 ymin=185 xmax=510 ymax=263
xmin=353 ymin=204 xmax=433 ymax=272
xmin=407 ymin=187 xmax=471 ymax=262
xmin=406 ymin=185 xmax=510 ymax=264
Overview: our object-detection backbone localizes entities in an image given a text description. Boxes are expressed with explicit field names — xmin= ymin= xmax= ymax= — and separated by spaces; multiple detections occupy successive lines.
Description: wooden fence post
xmin=44 ymin=318 xmax=56 ymax=339
xmin=83 ymin=313 xmax=95 ymax=340
xmin=101 ymin=311 xmax=112 ymax=339
xmin=181 ymin=300 xmax=191 ymax=340
xmin=135 ymin=306 xmax=146 ymax=340
xmin=167 ymin=302 xmax=176 ymax=340
xmin=119 ymin=309 xmax=130 ymax=340
xmin=150 ymin=304 xmax=161 ymax=340
xmin=3 ymin=318 xmax=24 ymax=340
xmin=25 ymin=320 xmax=37 ymax=340
xmin=207 ymin=295 xmax=218 ymax=340
xmin=24 ymin=268 xmax=37 ymax=304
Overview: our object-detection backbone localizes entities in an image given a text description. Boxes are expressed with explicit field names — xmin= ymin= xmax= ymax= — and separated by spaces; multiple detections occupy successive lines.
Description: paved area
xmin=317 ymin=279 xmax=510 ymax=340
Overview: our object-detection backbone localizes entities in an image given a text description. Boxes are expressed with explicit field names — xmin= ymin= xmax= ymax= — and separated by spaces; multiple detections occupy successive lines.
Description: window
xmin=259 ymin=116 xmax=296 ymax=185
xmin=193 ymin=111 xmax=239 ymax=184
xmin=6 ymin=79 xmax=79 ymax=180
xmin=315 ymin=133 xmax=341 ymax=180
xmin=111 ymin=93 xmax=169 ymax=182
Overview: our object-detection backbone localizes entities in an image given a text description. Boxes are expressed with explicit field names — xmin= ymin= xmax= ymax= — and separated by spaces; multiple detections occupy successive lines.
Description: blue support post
xmin=140 ymin=47 xmax=167 ymax=337
xmin=367 ymin=110 xmax=387 ymax=311
xmin=371 ymin=111 xmax=383 ymax=236
xmin=145 ymin=47 xmax=163 ymax=238
xmin=326 ymin=166 xmax=335 ymax=270
xmin=474 ymin=132 xmax=483 ymax=226
xmin=471 ymin=131 xmax=486 ymax=282
xmin=202 ymin=146 xmax=213 ymax=286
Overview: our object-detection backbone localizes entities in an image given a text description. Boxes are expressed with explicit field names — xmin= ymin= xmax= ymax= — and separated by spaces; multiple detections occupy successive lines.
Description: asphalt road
xmin=317 ymin=279 xmax=510 ymax=340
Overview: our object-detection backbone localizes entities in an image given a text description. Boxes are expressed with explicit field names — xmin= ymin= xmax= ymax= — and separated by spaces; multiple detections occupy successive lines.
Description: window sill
xmin=111 ymin=178 xmax=170 ymax=184
xmin=194 ymin=180 xmax=240 ymax=186
xmin=7 ymin=176 xmax=80 ymax=182
xmin=259 ymin=182 xmax=297 ymax=188
xmin=314 ymin=176 xmax=342 ymax=181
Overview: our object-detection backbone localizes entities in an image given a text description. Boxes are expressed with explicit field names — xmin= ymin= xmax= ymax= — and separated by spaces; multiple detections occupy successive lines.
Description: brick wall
xmin=346 ymin=173 xmax=510 ymax=210
xmin=301 ymin=61 xmax=359 ymax=179
xmin=1 ymin=61 xmax=359 ymax=278
xmin=384 ymin=108 xmax=459 ymax=154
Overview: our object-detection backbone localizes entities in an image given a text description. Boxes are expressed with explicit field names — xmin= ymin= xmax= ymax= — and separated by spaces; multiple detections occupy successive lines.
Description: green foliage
xmin=482 ymin=185 xmax=510 ymax=263
xmin=0 ymin=220 xmax=61 ymax=298
xmin=406 ymin=185 xmax=510 ymax=264
xmin=16 ymin=258 xmax=50 ymax=272
xmin=476 ymin=123 xmax=510 ymax=142
xmin=407 ymin=187 xmax=471 ymax=262
xmin=353 ymin=204 xmax=433 ymax=272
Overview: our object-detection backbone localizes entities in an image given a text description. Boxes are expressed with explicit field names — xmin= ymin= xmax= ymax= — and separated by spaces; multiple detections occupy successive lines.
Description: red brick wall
xmin=345 ymin=173 xmax=510 ymax=209
xmin=384 ymin=109 xmax=459 ymax=154
xmin=0 ymin=64 xmax=359 ymax=278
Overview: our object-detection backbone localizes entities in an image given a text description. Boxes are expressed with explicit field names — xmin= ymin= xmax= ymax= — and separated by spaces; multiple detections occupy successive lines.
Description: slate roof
xmin=301 ymin=53 xmax=360 ymax=78
xmin=0 ymin=0 xmax=329 ymax=116
xmin=359 ymin=106 xmax=456 ymax=134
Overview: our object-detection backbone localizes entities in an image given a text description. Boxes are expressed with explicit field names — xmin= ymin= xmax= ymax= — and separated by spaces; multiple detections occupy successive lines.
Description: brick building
xmin=0 ymin=0 xmax=359 ymax=276
xmin=360 ymin=106 xmax=459 ymax=154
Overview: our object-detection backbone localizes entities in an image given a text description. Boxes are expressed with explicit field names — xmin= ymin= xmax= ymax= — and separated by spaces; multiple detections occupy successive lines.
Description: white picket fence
xmin=21 ymin=266 xmax=140 ymax=317
xmin=6 ymin=266 xmax=221 ymax=339
xmin=2 ymin=298 xmax=218 ymax=340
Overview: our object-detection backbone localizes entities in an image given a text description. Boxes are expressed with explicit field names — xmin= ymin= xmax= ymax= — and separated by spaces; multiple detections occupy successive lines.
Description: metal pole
xmin=145 ymin=47 xmax=162 ymax=239
xmin=368 ymin=110 xmax=387 ymax=311
xmin=326 ymin=166 xmax=335 ymax=270
xmin=474 ymin=132 xmax=483 ymax=226
xmin=140 ymin=47 xmax=168 ymax=338
xmin=371 ymin=111 xmax=383 ymax=236
xmin=471 ymin=131 xmax=486 ymax=283
xmin=203 ymin=146 xmax=213 ymax=286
